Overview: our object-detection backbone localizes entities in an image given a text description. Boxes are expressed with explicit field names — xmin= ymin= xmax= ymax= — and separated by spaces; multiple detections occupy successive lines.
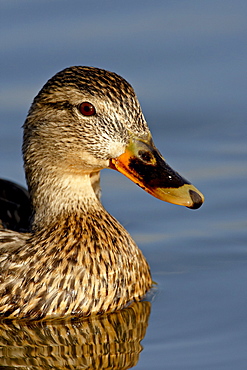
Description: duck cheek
xmin=71 ymin=151 xmax=110 ymax=172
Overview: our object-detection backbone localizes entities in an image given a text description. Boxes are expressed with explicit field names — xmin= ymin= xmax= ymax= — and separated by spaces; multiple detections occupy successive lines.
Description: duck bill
xmin=109 ymin=137 xmax=204 ymax=209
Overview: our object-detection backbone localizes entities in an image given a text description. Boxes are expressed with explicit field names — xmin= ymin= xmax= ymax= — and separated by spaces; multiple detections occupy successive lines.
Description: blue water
xmin=0 ymin=0 xmax=247 ymax=369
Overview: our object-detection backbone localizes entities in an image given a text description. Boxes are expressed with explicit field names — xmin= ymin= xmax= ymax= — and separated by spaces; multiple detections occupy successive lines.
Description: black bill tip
xmin=187 ymin=190 xmax=204 ymax=209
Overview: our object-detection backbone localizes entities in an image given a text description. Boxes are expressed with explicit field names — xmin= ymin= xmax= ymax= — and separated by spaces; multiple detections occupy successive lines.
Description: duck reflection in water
xmin=0 ymin=301 xmax=151 ymax=369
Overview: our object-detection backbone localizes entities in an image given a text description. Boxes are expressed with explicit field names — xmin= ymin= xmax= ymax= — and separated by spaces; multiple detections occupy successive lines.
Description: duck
xmin=0 ymin=66 xmax=204 ymax=320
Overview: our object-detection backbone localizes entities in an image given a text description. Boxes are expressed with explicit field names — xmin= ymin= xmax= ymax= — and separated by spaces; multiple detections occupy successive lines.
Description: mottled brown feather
xmin=0 ymin=66 xmax=153 ymax=319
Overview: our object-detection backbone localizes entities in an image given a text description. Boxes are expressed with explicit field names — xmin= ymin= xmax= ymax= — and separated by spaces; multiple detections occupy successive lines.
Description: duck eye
xmin=79 ymin=102 xmax=96 ymax=116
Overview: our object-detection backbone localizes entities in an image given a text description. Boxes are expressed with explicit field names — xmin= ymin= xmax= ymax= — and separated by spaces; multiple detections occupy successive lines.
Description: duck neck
xmin=29 ymin=170 xmax=103 ymax=231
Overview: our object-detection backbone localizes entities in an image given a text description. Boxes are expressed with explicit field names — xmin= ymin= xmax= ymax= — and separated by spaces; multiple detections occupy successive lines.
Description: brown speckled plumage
xmin=0 ymin=66 xmax=204 ymax=319
xmin=0 ymin=67 xmax=153 ymax=319
xmin=0 ymin=209 xmax=151 ymax=319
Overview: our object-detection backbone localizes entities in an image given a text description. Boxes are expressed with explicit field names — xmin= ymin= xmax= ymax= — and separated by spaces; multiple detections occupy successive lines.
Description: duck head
xmin=23 ymin=66 xmax=204 ymax=212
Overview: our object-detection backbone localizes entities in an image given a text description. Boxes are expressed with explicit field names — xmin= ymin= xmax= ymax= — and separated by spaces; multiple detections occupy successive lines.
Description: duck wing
xmin=0 ymin=179 xmax=31 ymax=232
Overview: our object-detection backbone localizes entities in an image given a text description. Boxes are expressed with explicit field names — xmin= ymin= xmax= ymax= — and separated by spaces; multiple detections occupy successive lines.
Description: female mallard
xmin=0 ymin=67 xmax=204 ymax=319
